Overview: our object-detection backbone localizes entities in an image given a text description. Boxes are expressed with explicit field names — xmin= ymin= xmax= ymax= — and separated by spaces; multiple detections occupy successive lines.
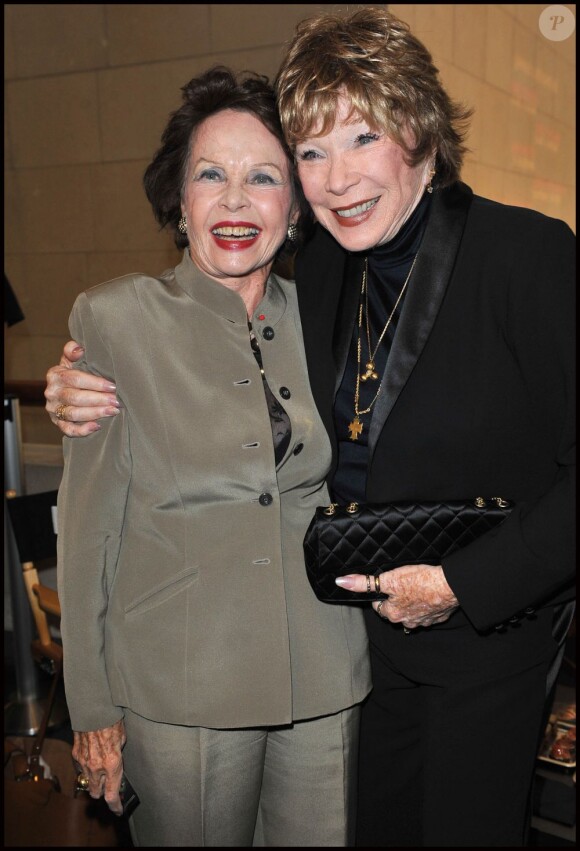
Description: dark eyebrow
xmin=193 ymin=158 xmax=284 ymax=174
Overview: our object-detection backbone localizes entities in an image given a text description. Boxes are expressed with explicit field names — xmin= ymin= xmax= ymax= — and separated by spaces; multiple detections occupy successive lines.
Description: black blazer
xmin=295 ymin=182 xmax=575 ymax=632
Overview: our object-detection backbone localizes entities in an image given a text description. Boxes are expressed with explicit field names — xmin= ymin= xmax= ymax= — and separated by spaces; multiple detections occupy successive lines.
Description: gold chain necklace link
xmin=348 ymin=254 xmax=418 ymax=442
xmin=361 ymin=253 xmax=418 ymax=382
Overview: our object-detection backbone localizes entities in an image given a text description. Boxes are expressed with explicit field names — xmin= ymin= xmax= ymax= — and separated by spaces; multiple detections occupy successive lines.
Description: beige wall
xmin=4 ymin=4 xmax=576 ymax=447
xmin=389 ymin=4 xmax=576 ymax=225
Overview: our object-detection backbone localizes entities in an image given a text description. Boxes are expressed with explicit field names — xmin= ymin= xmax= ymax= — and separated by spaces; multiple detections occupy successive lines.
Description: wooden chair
xmin=6 ymin=490 xmax=64 ymax=699
xmin=5 ymin=491 xmax=122 ymax=846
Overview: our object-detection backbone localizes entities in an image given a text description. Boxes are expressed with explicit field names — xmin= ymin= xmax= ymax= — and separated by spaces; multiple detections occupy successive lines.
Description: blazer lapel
xmin=368 ymin=182 xmax=474 ymax=456
xmin=333 ymin=251 xmax=366 ymax=395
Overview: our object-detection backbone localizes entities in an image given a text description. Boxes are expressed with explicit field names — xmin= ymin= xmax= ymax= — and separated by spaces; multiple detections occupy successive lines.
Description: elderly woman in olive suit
xmin=51 ymin=67 xmax=370 ymax=848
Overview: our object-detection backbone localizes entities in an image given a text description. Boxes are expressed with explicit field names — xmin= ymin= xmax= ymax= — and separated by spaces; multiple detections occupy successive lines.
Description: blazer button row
xmin=494 ymin=607 xmax=536 ymax=631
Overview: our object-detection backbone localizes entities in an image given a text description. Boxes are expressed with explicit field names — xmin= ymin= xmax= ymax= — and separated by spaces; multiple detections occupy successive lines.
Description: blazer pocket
xmin=124 ymin=565 xmax=198 ymax=617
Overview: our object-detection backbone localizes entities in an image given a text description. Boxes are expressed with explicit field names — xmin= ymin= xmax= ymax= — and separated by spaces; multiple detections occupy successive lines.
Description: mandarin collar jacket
xmin=57 ymin=251 xmax=371 ymax=732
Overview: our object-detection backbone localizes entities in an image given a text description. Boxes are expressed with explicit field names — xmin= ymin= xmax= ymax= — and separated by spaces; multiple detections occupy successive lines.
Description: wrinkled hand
xmin=72 ymin=718 xmax=126 ymax=816
xmin=336 ymin=564 xmax=459 ymax=629
xmin=45 ymin=340 xmax=119 ymax=437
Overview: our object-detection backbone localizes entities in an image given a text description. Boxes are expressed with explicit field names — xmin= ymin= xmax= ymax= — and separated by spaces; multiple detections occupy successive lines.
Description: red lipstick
xmin=210 ymin=221 xmax=261 ymax=251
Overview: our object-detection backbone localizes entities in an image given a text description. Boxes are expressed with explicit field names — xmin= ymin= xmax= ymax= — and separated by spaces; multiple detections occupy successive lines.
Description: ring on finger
xmin=55 ymin=404 xmax=68 ymax=421
xmin=374 ymin=574 xmax=381 ymax=594
xmin=365 ymin=574 xmax=371 ymax=593
xmin=376 ymin=600 xmax=386 ymax=619
xmin=76 ymin=773 xmax=89 ymax=791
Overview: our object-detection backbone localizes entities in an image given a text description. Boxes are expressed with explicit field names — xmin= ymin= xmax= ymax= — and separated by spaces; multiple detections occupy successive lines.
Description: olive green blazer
xmin=57 ymin=251 xmax=370 ymax=732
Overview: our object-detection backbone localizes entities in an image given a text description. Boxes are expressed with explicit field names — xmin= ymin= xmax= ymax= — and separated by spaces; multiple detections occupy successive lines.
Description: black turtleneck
xmin=332 ymin=190 xmax=432 ymax=504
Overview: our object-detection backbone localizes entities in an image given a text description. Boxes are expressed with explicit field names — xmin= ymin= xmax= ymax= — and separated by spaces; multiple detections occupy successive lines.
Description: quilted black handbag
xmin=303 ymin=497 xmax=513 ymax=602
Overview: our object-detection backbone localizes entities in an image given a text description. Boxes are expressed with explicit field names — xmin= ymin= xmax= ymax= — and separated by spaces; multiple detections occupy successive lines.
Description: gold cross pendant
xmin=348 ymin=416 xmax=364 ymax=441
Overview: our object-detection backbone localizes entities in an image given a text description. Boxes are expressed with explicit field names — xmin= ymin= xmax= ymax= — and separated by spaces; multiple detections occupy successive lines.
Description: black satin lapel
xmin=368 ymin=183 xmax=474 ymax=455
xmin=333 ymin=252 xmax=366 ymax=395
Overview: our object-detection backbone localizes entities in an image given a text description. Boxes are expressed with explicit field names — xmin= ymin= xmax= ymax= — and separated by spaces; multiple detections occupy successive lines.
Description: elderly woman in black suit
xmin=46 ymin=9 xmax=574 ymax=847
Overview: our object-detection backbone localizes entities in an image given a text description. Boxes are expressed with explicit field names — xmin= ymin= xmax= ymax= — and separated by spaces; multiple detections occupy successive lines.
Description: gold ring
xmin=55 ymin=404 xmax=68 ymax=421
xmin=76 ymin=773 xmax=89 ymax=791
xmin=374 ymin=575 xmax=381 ymax=594
xmin=376 ymin=600 xmax=385 ymax=618
xmin=365 ymin=574 xmax=371 ymax=593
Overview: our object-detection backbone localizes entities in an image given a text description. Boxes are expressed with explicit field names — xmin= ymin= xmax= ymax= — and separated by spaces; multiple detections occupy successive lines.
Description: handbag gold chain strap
xmin=324 ymin=497 xmax=510 ymax=515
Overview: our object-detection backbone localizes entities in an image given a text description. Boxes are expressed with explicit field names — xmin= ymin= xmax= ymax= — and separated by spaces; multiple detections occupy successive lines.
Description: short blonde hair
xmin=275 ymin=8 xmax=472 ymax=186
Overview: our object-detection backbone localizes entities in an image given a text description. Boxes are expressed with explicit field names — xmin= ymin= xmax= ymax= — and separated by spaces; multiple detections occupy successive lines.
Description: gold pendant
xmin=348 ymin=416 xmax=364 ymax=441
xmin=361 ymin=361 xmax=379 ymax=382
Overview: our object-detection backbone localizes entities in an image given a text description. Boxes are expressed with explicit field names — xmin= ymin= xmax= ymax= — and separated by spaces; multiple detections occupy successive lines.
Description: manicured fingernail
xmin=106 ymin=407 xmax=120 ymax=416
xmin=73 ymin=346 xmax=85 ymax=353
xmin=335 ymin=576 xmax=356 ymax=589
xmin=89 ymin=423 xmax=101 ymax=432
xmin=108 ymin=397 xmax=120 ymax=407
xmin=105 ymin=383 xmax=116 ymax=392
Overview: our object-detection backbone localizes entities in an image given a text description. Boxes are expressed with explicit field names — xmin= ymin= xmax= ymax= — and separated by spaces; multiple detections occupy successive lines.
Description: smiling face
xmin=295 ymin=96 xmax=433 ymax=253
xmin=181 ymin=109 xmax=296 ymax=289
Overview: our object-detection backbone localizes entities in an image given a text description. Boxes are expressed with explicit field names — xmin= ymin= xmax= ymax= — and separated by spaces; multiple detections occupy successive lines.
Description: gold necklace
xmin=348 ymin=254 xmax=418 ymax=442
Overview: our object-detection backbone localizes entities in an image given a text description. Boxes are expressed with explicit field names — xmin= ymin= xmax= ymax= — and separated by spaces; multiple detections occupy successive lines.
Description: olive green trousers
xmin=123 ymin=704 xmax=360 ymax=847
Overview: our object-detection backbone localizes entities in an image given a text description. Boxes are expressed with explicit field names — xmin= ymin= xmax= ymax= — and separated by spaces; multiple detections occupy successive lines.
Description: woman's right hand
xmin=73 ymin=718 xmax=126 ymax=816
xmin=45 ymin=340 xmax=120 ymax=437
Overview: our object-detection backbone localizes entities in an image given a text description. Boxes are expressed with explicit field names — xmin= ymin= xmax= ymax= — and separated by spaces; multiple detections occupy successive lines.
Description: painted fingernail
xmin=105 ymin=383 xmax=117 ymax=392
xmin=72 ymin=346 xmax=85 ymax=353
xmin=88 ymin=423 xmax=101 ymax=432
xmin=108 ymin=397 xmax=121 ymax=407
xmin=335 ymin=576 xmax=356 ymax=589
xmin=106 ymin=407 xmax=120 ymax=416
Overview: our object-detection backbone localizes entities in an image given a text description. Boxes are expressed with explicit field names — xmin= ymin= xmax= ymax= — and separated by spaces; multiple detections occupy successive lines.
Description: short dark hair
xmin=143 ymin=66 xmax=307 ymax=251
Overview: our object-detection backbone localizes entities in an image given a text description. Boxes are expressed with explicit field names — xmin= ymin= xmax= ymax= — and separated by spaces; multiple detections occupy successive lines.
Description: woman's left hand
xmin=336 ymin=564 xmax=459 ymax=629
xmin=72 ymin=718 xmax=126 ymax=815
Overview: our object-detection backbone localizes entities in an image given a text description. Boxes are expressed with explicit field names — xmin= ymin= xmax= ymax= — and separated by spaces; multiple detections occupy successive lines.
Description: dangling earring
xmin=426 ymin=167 xmax=436 ymax=194
xmin=287 ymin=222 xmax=298 ymax=242
xmin=178 ymin=215 xmax=187 ymax=233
